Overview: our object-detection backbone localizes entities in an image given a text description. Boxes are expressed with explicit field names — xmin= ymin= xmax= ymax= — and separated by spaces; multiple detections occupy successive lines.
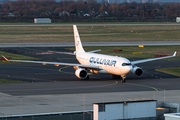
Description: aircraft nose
xmin=121 ymin=65 xmax=131 ymax=75
xmin=125 ymin=65 xmax=131 ymax=73
xmin=121 ymin=62 xmax=132 ymax=74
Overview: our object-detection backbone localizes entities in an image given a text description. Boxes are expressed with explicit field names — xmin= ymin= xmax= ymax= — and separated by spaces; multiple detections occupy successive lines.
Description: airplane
xmin=3 ymin=25 xmax=177 ymax=83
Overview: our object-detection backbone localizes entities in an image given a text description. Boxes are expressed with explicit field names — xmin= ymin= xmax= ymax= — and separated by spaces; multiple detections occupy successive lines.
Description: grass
xmin=155 ymin=67 xmax=180 ymax=77
xmin=67 ymin=45 xmax=180 ymax=59
xmin=0 ymin=79 xmax=29 ymax=83
xmin=0 ymin=25 xmax=180 ymax=43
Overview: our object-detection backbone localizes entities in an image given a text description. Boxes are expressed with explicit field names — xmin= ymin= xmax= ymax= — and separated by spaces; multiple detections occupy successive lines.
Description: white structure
xmin=34 ymin=18 xmax=51 ymax=23
xmin=93 ymin=100 xmax=156 ymax=120
xmin=176 ymin=17 xmax=180 ymax=22
xmin=164 ymin=113 xmax=180 ymax=120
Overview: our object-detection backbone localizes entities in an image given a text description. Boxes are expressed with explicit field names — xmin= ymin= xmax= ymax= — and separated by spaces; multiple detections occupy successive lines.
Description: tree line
xmin=0 ymin=0 xmax=180 ymax=22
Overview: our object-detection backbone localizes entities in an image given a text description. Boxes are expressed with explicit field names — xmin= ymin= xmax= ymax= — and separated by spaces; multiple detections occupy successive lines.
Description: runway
xmin=0 ymin=47 xmax=180 ymax=115
xmin=1 ymin=41 xmax=180 ymax=47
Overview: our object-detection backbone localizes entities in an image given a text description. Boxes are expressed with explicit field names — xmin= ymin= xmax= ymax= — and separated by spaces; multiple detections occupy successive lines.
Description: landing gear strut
xmin=112 ymin=75 xmax=126 ymax=83
xmin=121 ymin=75 xmax=126 ymax=83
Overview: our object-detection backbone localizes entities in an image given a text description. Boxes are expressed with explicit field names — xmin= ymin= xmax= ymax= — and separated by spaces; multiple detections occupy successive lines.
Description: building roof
xmin=93 ymin=99 xmax=157 ymax=105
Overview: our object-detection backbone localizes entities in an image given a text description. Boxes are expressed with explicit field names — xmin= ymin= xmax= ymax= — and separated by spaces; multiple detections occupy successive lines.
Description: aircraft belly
xmin=103 ymin=65 xmax=130 ymax=75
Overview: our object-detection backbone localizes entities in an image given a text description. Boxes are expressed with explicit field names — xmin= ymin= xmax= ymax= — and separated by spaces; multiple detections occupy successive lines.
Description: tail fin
xmin=73 ymin=25 xmax=85 ymax=52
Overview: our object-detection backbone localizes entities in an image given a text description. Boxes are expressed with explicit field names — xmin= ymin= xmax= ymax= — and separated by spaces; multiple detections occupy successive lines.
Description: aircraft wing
xmin=131 ymin=51 xmax=176 ymax=65
xmin=2 ymin=56 xmax=100 ymax=69
xmin=48 ymin=51 xmax=75 ymax=55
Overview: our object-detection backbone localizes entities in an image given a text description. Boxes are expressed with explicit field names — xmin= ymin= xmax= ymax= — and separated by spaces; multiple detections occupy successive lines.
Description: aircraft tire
xmin=121 ymin=79 xmax=126 ymax=83
xmin=123 ymin=79 xmax=126 ymax=83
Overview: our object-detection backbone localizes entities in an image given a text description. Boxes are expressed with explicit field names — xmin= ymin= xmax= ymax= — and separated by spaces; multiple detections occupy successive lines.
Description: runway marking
xmin=126 ymin=82 xmax=158 ymax=93
xmin=124 ymin=82 xmax=159 ymax=100
xmin=0 ymin=67 xmax=119 ymax=94
xmin=0 ymin=81 xmax=119 ymax=93
xmin=44 ymin=83 xmax=160 ymax=113
xmin=2 ymin=63 xmax=177 ymax=97
xmin=59 ymin=66 xmax=74 ymax=75
xmin=58 ymin=66 xmax=160 ymax=98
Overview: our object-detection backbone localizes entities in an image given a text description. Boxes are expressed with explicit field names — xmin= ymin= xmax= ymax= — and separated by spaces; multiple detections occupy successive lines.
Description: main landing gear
xmin=112 ymin=75 xmax=126 ymax=83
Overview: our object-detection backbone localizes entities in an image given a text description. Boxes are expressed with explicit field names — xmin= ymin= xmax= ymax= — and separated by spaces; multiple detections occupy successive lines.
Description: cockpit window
xmin=122 ymin=63 xmax=131 ymax=66
xmin=122 ymin=63 xmax=126 ymax=66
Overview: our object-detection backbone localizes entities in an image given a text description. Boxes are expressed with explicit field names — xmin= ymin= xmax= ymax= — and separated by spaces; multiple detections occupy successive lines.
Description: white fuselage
xmin=76 ymin=51 xmax=132 ymax=75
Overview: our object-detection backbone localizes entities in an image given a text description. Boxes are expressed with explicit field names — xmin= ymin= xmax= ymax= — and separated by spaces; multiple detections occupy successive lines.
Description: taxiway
xmin=0 ymin=47 xmax=179 ymax=115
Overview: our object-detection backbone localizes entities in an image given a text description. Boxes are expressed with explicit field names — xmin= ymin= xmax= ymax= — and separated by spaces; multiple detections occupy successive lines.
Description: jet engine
xmin=131 ymin=66 xmax=143 ymax=77
xmin=75 ymin=68 xmax=88 ymax=79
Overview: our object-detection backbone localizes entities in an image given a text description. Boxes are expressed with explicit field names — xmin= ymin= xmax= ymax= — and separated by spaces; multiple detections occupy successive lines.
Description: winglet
xmin=173 ymin=51 xmax=177 ymax=56
xmin=2 ymin=55 xmax=9 ymax=61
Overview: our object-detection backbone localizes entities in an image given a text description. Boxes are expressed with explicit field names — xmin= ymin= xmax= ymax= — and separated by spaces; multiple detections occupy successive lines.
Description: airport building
xmin=34 ymin=18 xmax=51 ymax=24
xmin=176 ymin=17 xmax=180 ymax=22
xmin=93 ymin=100 xmax=157 ymax=120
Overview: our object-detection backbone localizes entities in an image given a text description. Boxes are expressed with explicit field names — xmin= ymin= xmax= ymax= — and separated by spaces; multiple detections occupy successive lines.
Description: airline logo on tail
xmin=76 ymin=41 xmax=79 ymax=47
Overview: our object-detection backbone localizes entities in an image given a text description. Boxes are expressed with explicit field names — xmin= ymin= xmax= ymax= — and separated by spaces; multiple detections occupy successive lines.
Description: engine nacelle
xmin=131 ymin=66 xmax=143 ymax=77
xmin=75 ymin=68 xmax=88 ymax=79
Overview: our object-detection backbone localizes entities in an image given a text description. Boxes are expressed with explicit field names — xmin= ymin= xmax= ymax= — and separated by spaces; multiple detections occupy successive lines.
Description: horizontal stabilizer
xmin=88 ymin=49 xmax=101 ymax=53
xmin=48 ymin=51 xmax=75 ymax=55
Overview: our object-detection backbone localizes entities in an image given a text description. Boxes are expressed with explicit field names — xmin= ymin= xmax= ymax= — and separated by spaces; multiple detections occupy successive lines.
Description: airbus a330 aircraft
xmin=3 ymin=25 xmax=176 ymax=83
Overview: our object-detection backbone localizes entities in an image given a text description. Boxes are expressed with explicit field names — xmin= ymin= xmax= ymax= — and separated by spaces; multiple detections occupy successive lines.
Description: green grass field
xmin=155 ymin=67 xmax=180 ymax=77
xmin=0 ymin=25 xmax=180 ymax=43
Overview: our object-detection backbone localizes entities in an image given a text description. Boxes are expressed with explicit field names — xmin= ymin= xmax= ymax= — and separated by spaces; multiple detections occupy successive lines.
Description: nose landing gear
xmin=121 ymin=75 xmax=126 ymax=83
xmin=112 ymin=75 xmax=126 ymax=83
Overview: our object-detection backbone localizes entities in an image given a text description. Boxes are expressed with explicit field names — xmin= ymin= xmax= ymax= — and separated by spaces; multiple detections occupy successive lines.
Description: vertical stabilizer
xmin=73 ymin=25 xmax=85 ymax=52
